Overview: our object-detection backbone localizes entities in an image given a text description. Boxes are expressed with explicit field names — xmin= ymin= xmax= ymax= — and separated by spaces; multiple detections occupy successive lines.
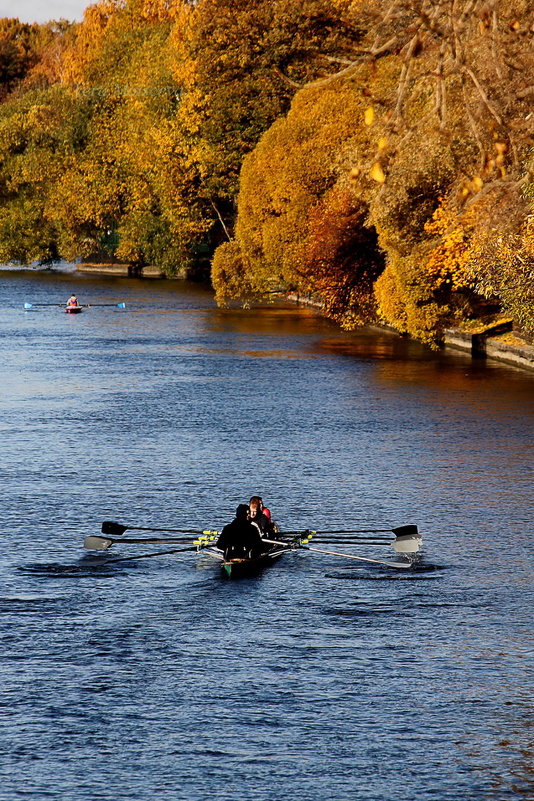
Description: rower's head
xmin=235 ymin=504 xmax=249 ymax=521
xmin=249 ymin=496 xmax=263 ymax=517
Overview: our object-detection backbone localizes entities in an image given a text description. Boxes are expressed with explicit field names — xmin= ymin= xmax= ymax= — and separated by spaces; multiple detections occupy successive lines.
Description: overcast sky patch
xmin=0 ymin=1 xmax=88 ymax=24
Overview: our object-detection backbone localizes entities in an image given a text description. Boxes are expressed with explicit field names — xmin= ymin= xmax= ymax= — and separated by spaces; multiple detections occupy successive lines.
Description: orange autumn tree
xmin=305 ymin=188 xmax=384 ymax=325
xmin=212 ymin=65 xmax=387 ymax=319
xmin=0 ymin=0 xmax=532 ymax=338
xmin=215 ymin=0 xmax=533 ymax=343
xmin=364 ymin=0 xmax=534 ymax=341
xmin=169 ymin=0 xmax=364 ymax=257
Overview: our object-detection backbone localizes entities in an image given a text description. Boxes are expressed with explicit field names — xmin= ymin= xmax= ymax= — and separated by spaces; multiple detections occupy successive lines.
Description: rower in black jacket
xmin=216 ymin=504 xmax=264 ymax=559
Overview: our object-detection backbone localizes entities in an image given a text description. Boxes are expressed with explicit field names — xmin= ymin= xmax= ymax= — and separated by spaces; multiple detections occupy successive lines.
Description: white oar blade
xmin=392 ymin=537 xmax=422 ymax=554
xmin=84 ymin=536 xmax=113 ymax=551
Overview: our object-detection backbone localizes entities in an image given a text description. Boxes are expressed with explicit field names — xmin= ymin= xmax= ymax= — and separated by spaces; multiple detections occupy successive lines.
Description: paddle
xmin=260 ymin=538 xmax=412 ymax=569
xmin=101 ymin=520 xmax=210 ymax=536
xmin=23 ymin=302 xmax=126 ymax=309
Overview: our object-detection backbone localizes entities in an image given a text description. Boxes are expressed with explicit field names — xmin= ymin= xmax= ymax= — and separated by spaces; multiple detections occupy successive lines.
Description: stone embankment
xmin=77 ymin=262 xmax=165 ymax=278
xmin=287 ymin=293 xmax=534 ymax=373
xmin=443 ymin=323 xmax=534 ymax=372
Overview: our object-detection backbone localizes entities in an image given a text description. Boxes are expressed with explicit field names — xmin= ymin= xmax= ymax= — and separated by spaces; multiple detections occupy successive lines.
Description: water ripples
xmin=1 ymin=271 xmax=533 ymax=800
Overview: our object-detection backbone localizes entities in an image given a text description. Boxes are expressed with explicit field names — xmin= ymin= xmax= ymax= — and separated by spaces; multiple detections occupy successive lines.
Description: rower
xmin=66 ymin=294 xmax=79 ymax=308
xmin=249 ymin=495 xmax=278 ymax=537
xmin=216 ymin=504 xmax=263 ymax=560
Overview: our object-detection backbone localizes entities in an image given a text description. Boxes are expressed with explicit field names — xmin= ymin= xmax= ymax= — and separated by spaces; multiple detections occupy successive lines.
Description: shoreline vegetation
xmin=0 ymin=2 xmax=533 ymax=360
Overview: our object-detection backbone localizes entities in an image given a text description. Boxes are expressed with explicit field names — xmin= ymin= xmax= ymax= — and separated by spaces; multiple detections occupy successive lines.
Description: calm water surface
xmin=1 ymin=269 xmax=533 ymax=801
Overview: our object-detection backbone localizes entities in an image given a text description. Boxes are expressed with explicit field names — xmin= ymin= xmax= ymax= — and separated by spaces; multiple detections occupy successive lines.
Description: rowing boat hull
xmin=65 ymin=306 xmax=83 ymax=314
xmin=221 ymin=546 xmax=288 ymax=578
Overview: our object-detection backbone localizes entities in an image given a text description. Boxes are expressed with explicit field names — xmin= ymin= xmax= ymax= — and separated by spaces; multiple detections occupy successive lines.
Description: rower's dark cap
xmin=235 ymin=504 xmax=249 ymax=519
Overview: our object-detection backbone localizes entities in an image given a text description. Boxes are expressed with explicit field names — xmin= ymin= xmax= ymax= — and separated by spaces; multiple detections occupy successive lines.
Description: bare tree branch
xmin=209 ymin=199 xmax=232 ymax=242
xmin=463 ymin=65 xmax=503 ymax=125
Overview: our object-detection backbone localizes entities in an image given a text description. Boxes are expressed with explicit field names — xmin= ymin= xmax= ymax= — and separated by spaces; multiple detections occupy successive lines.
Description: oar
xmin=276 ymin=525 xmax=421 ymax=553
xmin=105 ymin=544 xmax=206 ymax=564
xmin=280 ymin=525 xmax=418 ymax=537
xmin=308 ymin=525 xmax=418 ymax=537
xmin=315 ymin=537 xmax=421 ymax=553
xmin=260 ymin=539 xmax=411 ymax=569
xmin=82 ymin=303 xmax=126 ymax=308
xmin=24 ymin=302 xmax=63 ymax=308
xmin=299 ymin=545 xmax=412 ymax=569
xmin=101 ymin=520 xmax=209 ymax=536
xmin=316 ymin=538 xmax=394 ymax=545
xmin=84 ymin=534 xmax=214 ymax=551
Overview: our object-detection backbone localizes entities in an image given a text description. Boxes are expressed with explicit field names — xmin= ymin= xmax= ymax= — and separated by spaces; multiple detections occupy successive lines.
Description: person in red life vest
xmin=216 ymin=504 xmax=263 ymax=560
xmin=66 ymin=294 xmax=79 ymax=308
xmin=249 ymin=495 xmax=274 ymax=537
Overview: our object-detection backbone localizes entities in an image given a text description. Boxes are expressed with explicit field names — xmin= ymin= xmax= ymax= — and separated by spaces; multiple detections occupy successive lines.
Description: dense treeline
xmin=0 ymin=0 xmax=532 ymax=343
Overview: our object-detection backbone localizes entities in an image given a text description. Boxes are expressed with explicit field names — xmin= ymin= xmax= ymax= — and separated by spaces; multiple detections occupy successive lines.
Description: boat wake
xmin=17 ymin=562 xmax=127 ymax=578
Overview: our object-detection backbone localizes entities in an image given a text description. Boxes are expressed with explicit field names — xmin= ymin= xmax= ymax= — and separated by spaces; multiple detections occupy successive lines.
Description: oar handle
xmin=261 ymin=538 xmax=293 ymax=547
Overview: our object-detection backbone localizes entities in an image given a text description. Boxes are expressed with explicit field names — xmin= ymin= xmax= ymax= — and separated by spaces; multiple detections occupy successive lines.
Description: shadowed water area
xmin=1 ymin=269 xmax=533 ymax=801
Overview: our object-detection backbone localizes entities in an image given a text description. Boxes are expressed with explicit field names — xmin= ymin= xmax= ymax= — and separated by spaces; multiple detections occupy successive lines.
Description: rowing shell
xmin=205 ymin=544 xmax=290 ymax=578
xmin=65 ymin=306 xmax=83 ymax=314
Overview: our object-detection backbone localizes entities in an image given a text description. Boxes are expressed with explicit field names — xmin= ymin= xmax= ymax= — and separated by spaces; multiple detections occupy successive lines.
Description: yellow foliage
xmin=0 ymin=0 xmax=532 ymax=338
xmin=235 ymin=73 xmax=375 ymax=293
xmin=211 ymin=241 xmax=256 ymax=306
xmin=364 ymin=106 xmax=374 ymax=126
xmin=377 ymin=136 xmax=388 ymax=152
xmin=61 ymin=1 xmax=118 ymax=85
xmin=369 ymin=162 xmax=385 ymax=183
xmin=374 ymin=264 xmax=408 ymax=333
xmin=422 ymin=200 xmax=475 ymax=290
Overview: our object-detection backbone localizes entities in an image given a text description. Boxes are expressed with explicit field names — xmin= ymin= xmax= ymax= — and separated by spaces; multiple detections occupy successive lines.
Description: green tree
xmin=0 ymin=85 xmax=91 ymax=263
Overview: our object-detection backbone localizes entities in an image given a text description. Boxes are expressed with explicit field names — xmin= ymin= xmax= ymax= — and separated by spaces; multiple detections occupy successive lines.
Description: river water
xmin=1 ymin=268 xmax=533 ymax=801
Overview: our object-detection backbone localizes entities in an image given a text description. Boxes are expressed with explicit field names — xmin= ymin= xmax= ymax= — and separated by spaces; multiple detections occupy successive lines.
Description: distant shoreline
xmin=5 ymin=263 xmax=533 ymax=373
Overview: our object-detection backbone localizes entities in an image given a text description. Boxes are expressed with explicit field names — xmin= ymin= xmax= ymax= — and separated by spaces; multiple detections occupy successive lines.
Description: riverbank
xmin=77 ymin=262 xmax=166 ymax=278
xmin=286 ymin=292 xmax=534 ymax=373
xmin=443 ymin=324 xmax=534 ymax=372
